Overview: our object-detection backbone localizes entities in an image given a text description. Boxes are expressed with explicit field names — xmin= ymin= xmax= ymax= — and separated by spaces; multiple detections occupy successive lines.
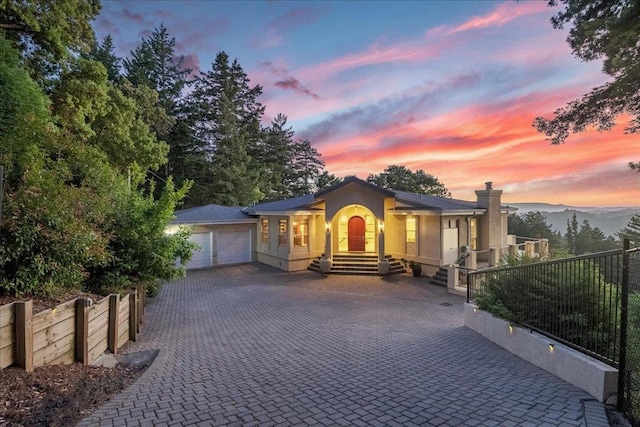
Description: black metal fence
xmin=466 ymin=242 xmax=640 ymax=420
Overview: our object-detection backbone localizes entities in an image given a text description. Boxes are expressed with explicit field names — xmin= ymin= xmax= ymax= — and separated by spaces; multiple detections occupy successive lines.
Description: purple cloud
xmin=275 ymin=77 xmax=323 ymax=100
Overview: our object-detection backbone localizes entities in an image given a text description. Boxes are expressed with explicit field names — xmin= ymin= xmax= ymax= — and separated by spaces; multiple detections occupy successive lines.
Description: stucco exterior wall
xmin=255 ymin=213 xmax=324 ymax=272
xmin=323 ymin=183 xmax=386 ymax=221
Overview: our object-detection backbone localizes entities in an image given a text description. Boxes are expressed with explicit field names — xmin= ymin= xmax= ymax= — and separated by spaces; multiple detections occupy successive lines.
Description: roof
xmin=315 ymin=176 xmax=395 ymax=198
xmin=171 ymin=204 xmax=255 ymax=224
xmin=391 ymin=190 xmax=481 ymax=211
xmin=171 ymin=179 xmax=516 ymax=224
xmin=243 ymin=194 xmax=317 ymax=214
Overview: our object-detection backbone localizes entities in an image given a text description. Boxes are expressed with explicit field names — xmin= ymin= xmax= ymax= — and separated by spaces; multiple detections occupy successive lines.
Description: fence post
xmin=617 ymin=239 xmax=630 ymax=411
xmin=539 ymin=239 xmax=549 ymax=259
xmin=508 ymin=244 xmax=518 ymax=257
xmin=75 ymin=298 xmax=89 ymax=364
xmin=129 ymin=290 xmax=138 ymax=342
xmin=137 ymin=286 xmax=142 ymax=332
xmin=524 ymin=241 xmax=535 ymax=258
xmin=489 ymin=248 xmax=499 ymax=267
xmin=15 ymin=300 xmax=33 ymax=372
xmin=108 ymin=294 xmax=119 ymax=354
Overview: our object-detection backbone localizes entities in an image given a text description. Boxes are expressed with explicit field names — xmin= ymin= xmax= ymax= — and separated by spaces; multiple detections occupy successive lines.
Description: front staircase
xmin=429 ymin=267 xmax=448 ymax=287
xmin=308 ymin=254 xmax=405 ymax=276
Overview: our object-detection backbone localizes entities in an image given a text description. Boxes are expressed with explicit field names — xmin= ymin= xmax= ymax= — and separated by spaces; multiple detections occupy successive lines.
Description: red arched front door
xmin=348 ymin=216 xmax=366 ymax=252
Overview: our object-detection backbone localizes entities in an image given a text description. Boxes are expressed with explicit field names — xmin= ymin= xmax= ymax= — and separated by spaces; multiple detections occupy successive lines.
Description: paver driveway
xmin=80 ymin=264 xmax=597 ymax=426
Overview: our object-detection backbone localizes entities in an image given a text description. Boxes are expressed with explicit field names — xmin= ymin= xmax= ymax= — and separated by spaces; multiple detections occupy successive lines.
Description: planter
xmin=409 ymin=261 xmax=422 ymax=277
xmin=464 ymin=303 xmax=617 ymax=403
xmin=319 ymin=258 xmax=332 ymax=273
xmin=377 ymin=260 xmax=390 ymax=275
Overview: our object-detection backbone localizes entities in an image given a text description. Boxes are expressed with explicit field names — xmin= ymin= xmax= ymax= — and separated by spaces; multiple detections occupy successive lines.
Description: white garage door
xmin=217 ymin=230 xmax=251 ymax=265
xmin=185 ymin=232 xmax=213 ymax=269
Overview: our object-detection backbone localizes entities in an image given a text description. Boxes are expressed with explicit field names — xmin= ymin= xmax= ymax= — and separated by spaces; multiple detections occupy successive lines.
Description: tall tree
xmin=190 ymin=52 xmax=264 ymax=205
xmin=367 ymin=165 xmax=451 ymax=197
xmin=287 ymin=139 xmax=325 ymax=196
xmin=574 ymin=219 xmax=617 ymax=254
xmin=534 ymin=0 xmax=640 ymax=171
xmin=565 ymin=213 xmax=579 ymax=254
xmin=316 ymin=171 xmax=342 ymax=190
xmin=617 ymin=213 xmax=640 ymax=247
xmin=123 ymin=24 xmax=191 ymax=114
xmin=259 ymin=113 xmax=295 ymax=200
xmin=85 ymin=34 xmax=121 ymax=82
xmin=0 ymin=0 xmax=101 ymax=83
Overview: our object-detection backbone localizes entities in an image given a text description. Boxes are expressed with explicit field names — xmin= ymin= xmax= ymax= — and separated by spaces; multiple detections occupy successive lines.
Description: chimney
xmin=475 ymin=182 xmax=504 ymax=251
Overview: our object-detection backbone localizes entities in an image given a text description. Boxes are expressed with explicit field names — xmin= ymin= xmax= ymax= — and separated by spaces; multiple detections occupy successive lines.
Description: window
xmin=278 ymin=219 xmax=287 ymax=246
xmin=293 ymin=219 xmax=309 ymax=247
xmin=470 ymin=218 xmax=478 ymax=250
xmin=406 ymin=217 xmax=416 ymax=243
xmin=261 ymin=218 xmax=269 ymax=245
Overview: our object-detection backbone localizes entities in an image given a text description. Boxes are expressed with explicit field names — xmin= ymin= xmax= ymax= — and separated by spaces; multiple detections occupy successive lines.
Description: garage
xmin=217 ymin=230 xmax=252 ymax=265
xmin=185 ymin=232 xmax=213 ymax=269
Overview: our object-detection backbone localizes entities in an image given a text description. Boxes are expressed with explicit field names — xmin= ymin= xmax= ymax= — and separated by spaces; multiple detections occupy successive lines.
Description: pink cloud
xmin=451 ymin=1 xmax=548 ymax=33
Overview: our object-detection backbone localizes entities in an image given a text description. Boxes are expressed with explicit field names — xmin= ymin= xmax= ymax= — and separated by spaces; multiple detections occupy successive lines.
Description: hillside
xmin=509 ymin=203 xmax=639 ymax=238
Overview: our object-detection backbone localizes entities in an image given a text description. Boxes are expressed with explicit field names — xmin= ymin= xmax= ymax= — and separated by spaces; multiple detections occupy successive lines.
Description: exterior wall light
xmin=509 ymin=324 xmax=514 ymax=334
xmin=325 ymin=222 xmax=331 ymax=233
xmin=378 ymin=221 xmax=384 ymax=233
xmin=549 ymin=343 xmax=555 ymax=353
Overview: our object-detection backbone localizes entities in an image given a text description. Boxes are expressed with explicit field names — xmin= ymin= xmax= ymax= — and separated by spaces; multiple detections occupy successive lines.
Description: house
xmin=167 ymin=177 xmax=516 ymax=275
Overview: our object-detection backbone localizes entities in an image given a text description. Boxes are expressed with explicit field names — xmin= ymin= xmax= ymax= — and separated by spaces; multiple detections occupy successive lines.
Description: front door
xmin=348 ymin=216 xmax=366 ymax=252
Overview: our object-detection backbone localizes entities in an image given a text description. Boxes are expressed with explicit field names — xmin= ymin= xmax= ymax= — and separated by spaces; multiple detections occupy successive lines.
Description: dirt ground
xmin=0 ymin=291 xmax=147 ymax=426
xmin=0 ymin=361 xmax=146 ymax=426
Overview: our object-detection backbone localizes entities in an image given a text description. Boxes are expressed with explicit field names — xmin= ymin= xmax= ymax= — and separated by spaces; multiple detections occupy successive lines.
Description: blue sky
xmin=94 ymin=1 xmax=639 ymax=207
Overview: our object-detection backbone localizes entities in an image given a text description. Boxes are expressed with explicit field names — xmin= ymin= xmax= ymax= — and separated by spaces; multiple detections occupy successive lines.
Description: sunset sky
xmin=94 ymin=1 xmax=639 ymax=207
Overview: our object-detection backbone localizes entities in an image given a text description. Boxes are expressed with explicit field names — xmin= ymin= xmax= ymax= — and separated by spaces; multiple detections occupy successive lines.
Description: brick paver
xmin=80 ymin=264 xmax=599 ymax=426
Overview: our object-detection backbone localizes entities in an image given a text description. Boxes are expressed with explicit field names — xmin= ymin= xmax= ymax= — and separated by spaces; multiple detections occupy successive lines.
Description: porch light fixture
xmin=325 ymin=222 xmax=331 ymax=233
xmin=378 ymin=221 xmax=384 ymax=233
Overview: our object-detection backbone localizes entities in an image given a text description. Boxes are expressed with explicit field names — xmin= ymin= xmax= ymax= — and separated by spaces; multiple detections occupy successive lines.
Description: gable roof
xmin=171 ymin=204 xmax=255 ymax=224
xmin=314 ymin=176 xmax=395 ymax=198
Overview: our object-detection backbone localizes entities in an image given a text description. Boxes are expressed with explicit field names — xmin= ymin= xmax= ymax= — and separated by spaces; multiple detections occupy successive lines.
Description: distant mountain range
xmin=507 ymin=203 xmax=640 ymax=238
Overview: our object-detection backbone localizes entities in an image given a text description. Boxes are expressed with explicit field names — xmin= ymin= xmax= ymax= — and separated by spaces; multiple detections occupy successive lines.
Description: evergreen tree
xmin=574 ymin=220 xmax=618 ymax=254
xmin=208 ymin=92 xmax=260 ymax=206
xmin=288 ymin=139 xmax=325 ymax=196
xmin=316 ymin=171 xmax=342 ymax=190
xmin=123 ymin=24 xmax=191 ymax=114
xmin=85 ymin=35 xmax=121 ymax=82
xmin=617 ymin=214 xmax=640 ymax=247
xmin=260 ymin=113 xmax=295 ymax=200
xmin=565 ymin=213 xmax=579 ymax=254
xmin=190 ymin=52 xmax=264 ymax=205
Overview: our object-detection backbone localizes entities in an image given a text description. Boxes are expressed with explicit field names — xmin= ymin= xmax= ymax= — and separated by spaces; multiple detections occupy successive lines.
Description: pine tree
xmin=85 ymin=35 xmax=121 ymax=82
xmin=617 ymin=214 xmax=640 ymax=247
xmin=259 ymin=114 xmax=295 ymax=200
xmin=565 ymin=213 xmax=579 ymax=254
xmin=190 ymin=52 xmax=264 ymax=205
xmin=123 ymin=24 xmax=191 ymax=114
xmin=288 ymin=139 xmax=325 ymax=196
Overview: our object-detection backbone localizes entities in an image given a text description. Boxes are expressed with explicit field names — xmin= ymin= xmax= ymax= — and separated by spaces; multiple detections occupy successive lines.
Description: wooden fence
xmin=0 ymin=287 xmax=146 ymax=372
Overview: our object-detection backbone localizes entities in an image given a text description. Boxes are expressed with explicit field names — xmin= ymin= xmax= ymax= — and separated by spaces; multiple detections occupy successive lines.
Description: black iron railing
xmin=467 ymin=243 xmax=640 ymax=419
